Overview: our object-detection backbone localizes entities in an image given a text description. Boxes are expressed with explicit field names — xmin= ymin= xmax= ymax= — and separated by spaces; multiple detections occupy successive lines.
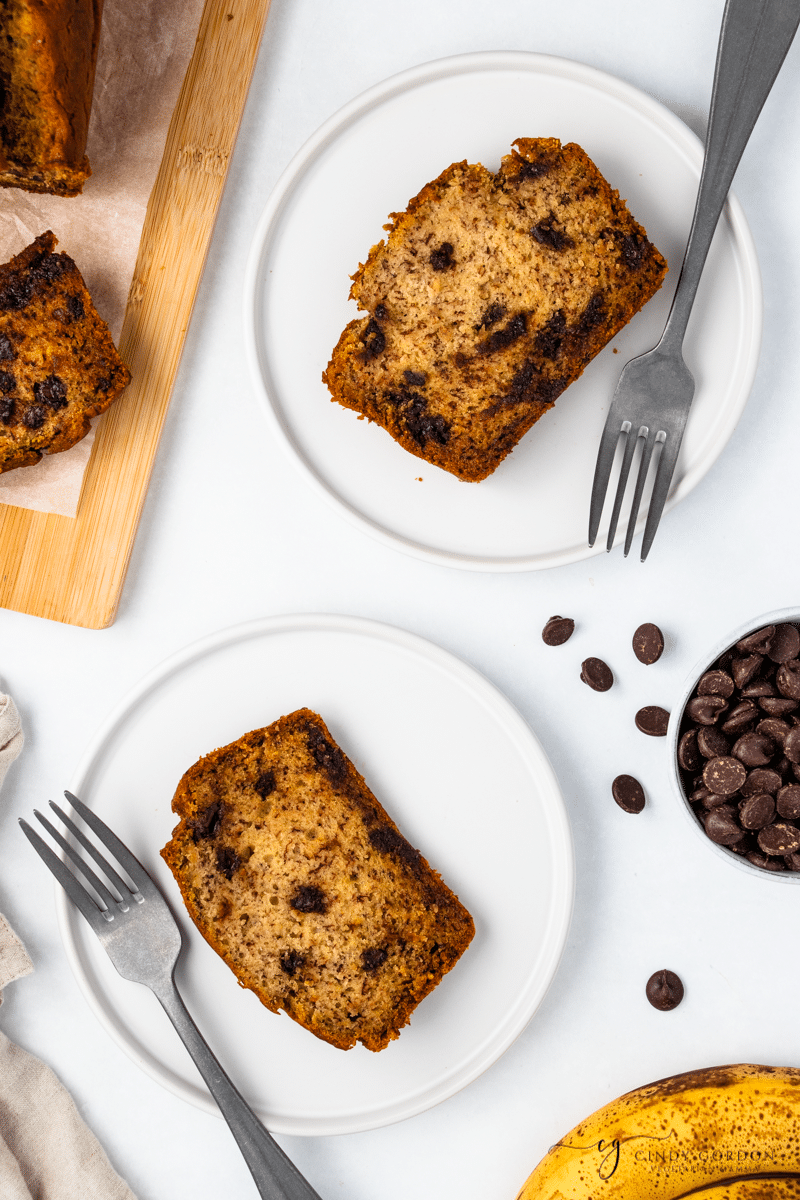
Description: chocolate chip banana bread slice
xmin=323 ymin=137 xmax=667 ymax=482
xmin=0 ymin=232 xmax=131 ymax=473
xmin=161 ymin=709 xmax=475 ymax=1052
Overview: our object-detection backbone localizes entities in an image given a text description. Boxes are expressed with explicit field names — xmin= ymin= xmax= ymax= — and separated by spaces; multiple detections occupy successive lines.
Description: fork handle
xmin=661 ymin=0 xmax=800 ymax=351
xmin=151 ymin=976 xmax=324 ymax=1200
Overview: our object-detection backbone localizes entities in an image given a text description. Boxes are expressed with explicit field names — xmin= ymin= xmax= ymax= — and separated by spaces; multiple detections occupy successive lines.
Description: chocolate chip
xmin=759 ymin=697 xmax=799 ymax=716
xmin=697 ymin=670 xmax=735 ymax=699
xmin=632 ymin=623 xmax=664 ymax=665
xmin=704 ymin=807 xmax=744 ymax=844
xmin=758 ymin=823 xmax=800 ymax=856
xmin=635 ymin=706 xmax=669 ymax=736
xmin=757 ymin=718 xmax=790 ymax=746
xmin=403 ymin=370 xmax=426 ymax=386
xmin=374 ymin=303 xmax=387 ymax=320
xmin=215 ymin=846 xmax=240 ymax=879
xmin=361 ymin=947 xmax=388 ymax=972
xmin=531 ymin=217 xmax=572 ymax=251
xmin=255 ymin=769 xmax=276 ymax=798
xmin=429 ymin=242 xmax=454 ymax=271
xmin=580 ymin=657 xmax=613 ymax=691
xmin=612 ymin=774 xmax=645 ymax=813
xmin=737 ymin=626 xmax=775 ymax=655
xmin=306 ymin=723 xmax=348 ymax=784
xmin=741 ymin=679 xmax=776 ymax=698
xmin=741 ymin=768 xmax=782 ymax=797
xmin=33 ymin=373 xmax=67 ymax=409
xmin=280 ymin=949 xmax=305 ymax=976
xmin=190 ymin=801 xmax=224 ymax=841
xmin=777 ymin=661 xmax=800 ymax=700
xmin=703 ymin=755 xmax=747 ymax=795
xmin=731 ymin=732 xmax=775 ymax=767
xmin=696 ymin=726 xmax=730 ymax=758
xmin=0 ymin=332 xmax=15 ymax=361
xmin=720 ymin=700 xmax=759 ymax=735
xmin=731 ymin=655 xmax=763 ymax=688
xmin=678 ymin=730 xmax=702 ymax=773
xmin=0 ymin=397 xmax=14 ymax=425
xmin=290 ymin=885 xmax=326 ymax=913
xmin=777 ymin=784 xmax=800 ymax=820
xmin=738 ymin=793 xmax=776 ymax=830
xmin=0 ymin=370 xmax=15 ymax=394
xmin=368 ymin=825 xmax=419 ymax=863
xmin=541 ymin=615 xmax=574 ymax=646
xmin=784 ymin=727 xmax=800 ymax=764
xmin=361 ymin=319 xmax=385 ymax=359
xmin=768 ymin=625 xmax=800 ymax=663
xmin=645 ymin=969 xmax=684 ymax=1011
xmin=22 ymin=404 xmax=46 ymax=429
xmin=687 ymin=696 xmax=728 ymax=725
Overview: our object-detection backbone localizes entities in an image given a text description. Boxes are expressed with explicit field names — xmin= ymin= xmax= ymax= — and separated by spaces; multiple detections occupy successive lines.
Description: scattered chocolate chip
xmin=22 ymin=404 xmax=46 ymax=429
xmin=612 ymin=774 xmax=645 ymax=813
xmin=542 ymin=615 xmax=574 ymax=646
xmin=635 ymin=706 xmax=670 ymax=736
xmin=580 ymin=657 xmax=613 ymax=692
xmin=33 ymin=373 xmax=67 ymax=410
xmin=255 ymin=769 xmax=276 ymax=799
xmin=632 ymin=623 xmax=664 ymax=665
xmin=189 ymin=801 xmax=224 ymax=842
xmin=361 ymin=947 xmax=388 ymax=972
xmin=429 ymin=242 xmax=454 ymax=271
xmin=215 ymin=846 xmax=240 ymax=879
xmin=646 ymin=969 xmax=684 ymax=1011
xmin=290 ymin=885 xmax=326 ymax=914
xmin=361 ymin=318 xmax=385 ymax=360
xmin=768 ymin=625 xmax=800 ymax=663
xmin=280 ymin=949 xmax=305 ymax=976
xmin=530 ymin=217 xmax=572 ymax=251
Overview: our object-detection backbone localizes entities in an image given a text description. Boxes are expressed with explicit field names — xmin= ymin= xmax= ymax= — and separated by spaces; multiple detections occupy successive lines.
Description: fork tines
xmin=19 ymin=792 xmax=145 ymax=927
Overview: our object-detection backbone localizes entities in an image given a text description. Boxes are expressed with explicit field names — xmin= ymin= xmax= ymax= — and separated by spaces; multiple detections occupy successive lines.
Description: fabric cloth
xmin=0 ymin=696 xmax=137 ymax=1199
xmin=0 ymin=693 xmax=23 ymax=792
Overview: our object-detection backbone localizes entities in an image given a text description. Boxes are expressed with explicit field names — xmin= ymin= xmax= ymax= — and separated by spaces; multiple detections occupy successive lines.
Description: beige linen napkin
xmin=0 ymin=693 xmax=23 ymax=792
xmin=0 ymin=700 xmax=137 ymax=1198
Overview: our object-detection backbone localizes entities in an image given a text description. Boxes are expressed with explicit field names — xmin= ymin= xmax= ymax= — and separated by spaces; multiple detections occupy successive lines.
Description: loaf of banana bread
xmin=0 ymin=0 xmax=103 ymax=196
xmin=161 ymin=709 xmax=475 ymax=1051
xmin=323 ymin=137 xmax=667 ymax=481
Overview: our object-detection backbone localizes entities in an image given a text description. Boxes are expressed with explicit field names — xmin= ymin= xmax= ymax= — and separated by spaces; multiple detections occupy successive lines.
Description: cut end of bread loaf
xmin=323 ymin=137 xmax=668 ymax=482
xmin=0 ymin=232 xmax=131 ymax=473
xmin=161 ymin=709 xmax=475 ymax=1052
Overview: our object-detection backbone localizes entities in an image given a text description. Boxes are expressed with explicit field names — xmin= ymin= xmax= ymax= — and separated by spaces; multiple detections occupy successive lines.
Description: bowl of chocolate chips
xmin=671 ymin=610 xmax=800 ymax=879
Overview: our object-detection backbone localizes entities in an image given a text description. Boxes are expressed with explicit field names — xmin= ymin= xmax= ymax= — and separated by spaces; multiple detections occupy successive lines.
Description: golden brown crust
xmin=0 ymin=0 xmax=103 ymax=196
xmin=323 ymin=138 xmax=668 ymax=482
xmin=161 ymin=709 xmax=475 ymax=1051
xmin=0 ymin=231 xmax=131 ymax=473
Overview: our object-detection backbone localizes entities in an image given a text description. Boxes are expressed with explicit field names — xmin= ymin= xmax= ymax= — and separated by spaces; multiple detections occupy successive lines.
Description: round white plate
xmin=58 ymin=615 xmax=574 ymax=1135
xmin=245 ymin=52 xmax=761 ymax=572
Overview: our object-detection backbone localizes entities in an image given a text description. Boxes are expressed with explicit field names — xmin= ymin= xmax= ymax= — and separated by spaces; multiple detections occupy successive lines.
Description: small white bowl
xmin=669 ymin=607 xmax=800 ymax=883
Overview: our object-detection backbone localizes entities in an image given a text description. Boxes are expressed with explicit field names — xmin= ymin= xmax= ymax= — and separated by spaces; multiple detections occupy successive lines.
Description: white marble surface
xmin=2 ymin=0 xmax=800 ymax=1197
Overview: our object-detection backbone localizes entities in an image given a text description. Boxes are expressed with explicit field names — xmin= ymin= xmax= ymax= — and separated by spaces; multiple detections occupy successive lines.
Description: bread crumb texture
xmin=161 ymin=709 xmax=475 ymax=1051
xmin=323 ymin=138 xmax=668 ymax=481
xmin=0 ymin=232 xmax=131 ymax=473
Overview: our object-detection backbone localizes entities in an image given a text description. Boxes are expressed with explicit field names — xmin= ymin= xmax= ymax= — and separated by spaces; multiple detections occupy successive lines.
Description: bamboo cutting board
xmin=0 ymin=0 xmax=273 ymax=628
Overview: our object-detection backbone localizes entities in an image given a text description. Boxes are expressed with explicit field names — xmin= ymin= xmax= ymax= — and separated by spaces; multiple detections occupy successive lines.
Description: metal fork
xmin=588 ymin=0 xmax=800 ymax=561
xmin=20 ymin=792 xmax=323 ymax=1200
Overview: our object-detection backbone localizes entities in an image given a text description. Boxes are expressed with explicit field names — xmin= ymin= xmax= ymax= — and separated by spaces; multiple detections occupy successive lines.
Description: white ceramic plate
xmin=58 ymin=615 xmax=573 ymax=1135
xmin=245 ymin=52 xmax=761 ymax=572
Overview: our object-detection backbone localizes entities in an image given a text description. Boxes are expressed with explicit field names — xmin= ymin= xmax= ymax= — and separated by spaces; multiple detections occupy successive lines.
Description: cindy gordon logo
xmin=551 ymin=1132 xmax=782 ymax=1181
xmin=551 ymin=1131 xmax=677 ymax=1179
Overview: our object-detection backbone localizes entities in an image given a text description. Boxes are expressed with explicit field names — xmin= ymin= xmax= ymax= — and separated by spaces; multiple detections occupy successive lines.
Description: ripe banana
xmin=516 ymin=1064 xmax=800 ymax=1199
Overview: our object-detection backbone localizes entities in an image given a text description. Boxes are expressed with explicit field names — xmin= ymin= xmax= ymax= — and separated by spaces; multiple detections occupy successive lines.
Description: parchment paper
xmin=0 ymin=0 xmax=206 ymax=517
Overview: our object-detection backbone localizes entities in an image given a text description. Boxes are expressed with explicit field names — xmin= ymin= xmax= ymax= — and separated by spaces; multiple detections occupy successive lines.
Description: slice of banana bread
xmin=0 ymin=232 xmax=131 ymax=474
xmin=323 ymin=138 xmax=667 ymax=482
xmin=161 ymin=709 xmax=475 ymax=1052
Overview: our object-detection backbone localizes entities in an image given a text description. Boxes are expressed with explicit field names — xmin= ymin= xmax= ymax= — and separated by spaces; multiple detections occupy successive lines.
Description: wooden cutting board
xmin=0 ymin=0 xmax=273 ymax=628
